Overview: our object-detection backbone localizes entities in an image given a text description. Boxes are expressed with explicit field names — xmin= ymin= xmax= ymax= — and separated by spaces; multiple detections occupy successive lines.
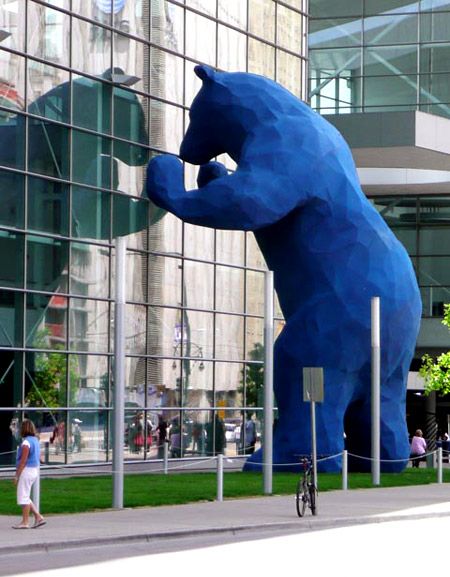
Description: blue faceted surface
xmin=146 ymin=65 xmax=422 ymax=473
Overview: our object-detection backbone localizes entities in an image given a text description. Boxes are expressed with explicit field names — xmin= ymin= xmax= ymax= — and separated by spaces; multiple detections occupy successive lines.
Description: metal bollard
xmin=342 ymin=449 xmax=348 ymax=491
xmin=44 ymin=442 xmax=49 ymax=464
xmin=163 ymin=440 xmax=169 ymax=475
xmin=216 ymin=453 xmax=223 ymax=502
xmin=437 ymin=447 xmax=443 ymax=484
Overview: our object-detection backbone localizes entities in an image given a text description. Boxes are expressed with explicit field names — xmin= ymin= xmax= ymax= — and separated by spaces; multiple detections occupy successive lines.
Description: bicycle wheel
xmin=296 ymin=479 xmax=307 ymax=517
xmin=309 ymin=484 xmax=317 ymax=516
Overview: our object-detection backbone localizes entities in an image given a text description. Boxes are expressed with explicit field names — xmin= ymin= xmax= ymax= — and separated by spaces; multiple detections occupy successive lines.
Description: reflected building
xmin=309 ymin=0 xmax=450 ymax=440
xmin=0 ymin=0 xmax=308 ymax=466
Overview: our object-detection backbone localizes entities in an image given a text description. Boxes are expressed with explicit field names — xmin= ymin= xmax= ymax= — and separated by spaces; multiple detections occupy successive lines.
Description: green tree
xmin=239 ymin=342 xmax=264 ymax=407
xmin=25 ymin=328 xmax=79 ymax=408
xmin=420 ymin=304 xmax=450 ymax=395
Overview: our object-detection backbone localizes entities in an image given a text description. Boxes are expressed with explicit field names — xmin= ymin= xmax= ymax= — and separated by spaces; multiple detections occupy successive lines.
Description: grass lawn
xmin=0 ymin=468 xmax=448 ymax=516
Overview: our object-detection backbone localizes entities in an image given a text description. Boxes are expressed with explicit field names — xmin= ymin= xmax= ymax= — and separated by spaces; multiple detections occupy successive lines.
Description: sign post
xmin=303 ymin=367 xmax=324 ymax=489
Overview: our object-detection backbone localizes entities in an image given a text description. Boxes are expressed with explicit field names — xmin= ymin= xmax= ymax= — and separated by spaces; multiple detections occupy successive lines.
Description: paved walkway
xmin=1 ymin=483 xmax=450 ymax=555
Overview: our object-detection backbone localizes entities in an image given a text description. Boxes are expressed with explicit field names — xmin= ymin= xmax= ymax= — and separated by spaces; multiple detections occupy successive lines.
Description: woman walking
xmin=13 ymin=419 xmax=46 ymax=529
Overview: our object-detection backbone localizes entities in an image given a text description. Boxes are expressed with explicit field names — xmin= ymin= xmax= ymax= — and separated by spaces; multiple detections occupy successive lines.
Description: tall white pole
xmin=263 ymin=271 xmax=274 ymax=495
xmin=113 ymin=236 xmax=126 ymax=509
xmin=371 ymin=297 xmax=381 ymax=486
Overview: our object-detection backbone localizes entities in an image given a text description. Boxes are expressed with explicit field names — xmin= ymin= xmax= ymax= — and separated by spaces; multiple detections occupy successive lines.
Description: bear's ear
xmin=194 ymin=65 xmax=217 ymax=83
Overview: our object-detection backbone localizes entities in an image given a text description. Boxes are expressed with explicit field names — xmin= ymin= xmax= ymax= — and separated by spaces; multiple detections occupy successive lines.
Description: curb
xmin=2 ymin=509 xmax=450 ymax=557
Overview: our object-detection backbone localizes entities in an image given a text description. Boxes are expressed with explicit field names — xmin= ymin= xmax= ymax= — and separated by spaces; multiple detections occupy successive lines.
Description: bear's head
xmin=180 ymin=65 xmax=290 ymax=165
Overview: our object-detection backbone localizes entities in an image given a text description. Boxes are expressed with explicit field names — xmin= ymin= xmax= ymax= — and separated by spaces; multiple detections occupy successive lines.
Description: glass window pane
xmin=217 ymin=25 xmax=247 ymax=72
xmin=151 ymin=1 xmax=184 ymax=54
xmin=27 ymin=2 xmax=70 ymax=67
xmin=185 ymin=10 xmax=216 ymax=66
xmin=216 ymin=229 xmax=245 ymax=266
xmin=421 ymin=11 xmax=450 ymax=42
xmin=147 ymin=306 xmax=179 ymax=357
xmin=248 ymin=38 xmax=275 ymax=80
xmin=25 ymin=293 xmax=67 ymax=349
xmin=364 ymin=14 xmax=418 ymax=45
xmin=112 ymin=33 xmax=148 ymax=94
xmin=277 ymin=50 xmax=301 ymax=97
xmin=245 ymin=269 xmax=264 ymax=315
xmin=0 ymin=52 xmax=25 ymax=115
xmin=309 ymin=18 xmax=362 ymax=49
xmin=112 ymin=143 xmax=148 ymax=196
xmin=245 ymin=317 xmax=264 ymax=361
xmin=0 ymin=290 xmax=23 ymax=347
xmin=418 ymin=256 xmax=450 ymax=285
xmin=419 ymin=226 xmax=450 ymax=256
xmin=72 ymin=186 xmax=111 ymax=241
xmin=419 ymin=73 xmax=450 ymax=104
xmin=183 ymin=359 xmax=212 ymax=409
xmin=28 ymin=175 xmax=69 ymax=235
xmin=186 ymin=0 xmax=216 ymax=16
xmin=420 ymin=44 xmax=450 ymax=74
xmin=184 ymin=261 xmax=214 ymax=310
xmin=309 ymin=0 xmax=362 ymax=18
xmin=112 ymin=193 xmax=148 ymax=238
xmin=277 ymin=4 xmax=302 ymax=53
xmin=69 ymin=354 xmax=109 ymax=406
xmin=125 ymin=303 xmax=147 ymax=354
xmin=364 ymin=0 xmax=418 ymax=14
xmin=151 ymin=211 xmax=182 ymax=255
xmin=72 ymin=131 xmax=111 ymax=188
xmin=0 ymin=111 xmax=25 ymax=170
xmin=364 ymin=75 xmax=418 ymax=107
xmin=150 ymin=48 xmax=184 ymax=105
xmin=70 ymin=242 xmax=110 ymax=299
xmin=183 ymin=222 xmax=215 ymax=261
xmin=145 ymin=254 xmax=182 ymax=307
xmin=150 ymin=99 xmax=184 ymax=154
xmin=216 ymin=266 xmax=244 ymax=314
xmin=364 ymin=45 xmax=418 ymax=76
xmin=0 ymin=231 xmax=24 ymax=288
xmin=72 ymin=75 xmax=111 ymax=135
xmin=71 ymin=17 xmax=111 ymax=76
xmin=28 ymin=118 xmax=69 ymax=179
xmin=69 ymin=297 xmax=110 ymax=353
xmin=216 ymin=314 xmax=244 ymax=361
xmin=68 ymin=410 xmax=107 ymax=464
xmin=113 ymin=89 xmax=148 ymax=145
xmin=249 ymin=0 xmax=275 ymax=43
xmin=27 ymin=61 xmax=70 ymax=123
xmin=25 ymin=350 xmax=67 ymax=408
xmin=218 ymin=0 xmax=247 ymax=29
xmin=309 ymin=47 xmax=362 ymax=79
xmin=0 ymin=169 xmax=24 ymax=228
xmin=26 ymin=236 xmax=68 ymax=292
xmin=0 ymin=0 xmax=26 ymax=51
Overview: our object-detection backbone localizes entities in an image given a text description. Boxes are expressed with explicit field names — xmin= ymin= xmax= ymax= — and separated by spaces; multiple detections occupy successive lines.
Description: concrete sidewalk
xmin=1 ymin=484 xmax=450 ymax=556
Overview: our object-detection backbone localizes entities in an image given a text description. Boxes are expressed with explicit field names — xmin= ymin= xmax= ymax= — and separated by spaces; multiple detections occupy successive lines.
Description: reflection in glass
xmin=27 ymin=3 xmax=70 ymax=67
xmin=216 ymin=229 xmax=245 ymax=266
xmin=27 ymin=61 xmax=69 ymax=123
xmin=25 ymin=350 xmax=67 ymax=408
xmin=69 ymin=297 xmax=110 ymax=353
xmin=0 ymin=230 xmax=23 ymax=289
xmin=27 ymin=236 xmax=68 ymax=293
xmin=185 ymin=10 xmax=216 ymax=66
xmin=70 ymin=242 xmax=110 ymax=299
xmin=0 ymin=290 xmax=23 ymax=347
xmin=147 ymin=306 xmax=180 ymax=357
xmin=26 ymin=292 xmax=67 ymax=350
xmin=216 ymin=266 xmax=244 ymax=314
xmin=215 ymin=314 xmax=244 ymax=361
xmin=277 ymin=51 xmax=301 ymax=97
xmin=249 ymin=0 xmax=275 ymax=43
xmin=364 ymin=45 xmax=418 ymax=76
xmin=277 ymin=4 xmax=302 ymax=53
xmin=0 ymin=170 xmax=24 ymax=228
xmin=0 ymin=52 xmax=24 ymax=115
xmin=28 ymin=176 xmax=69 ymax=236
xmin=217 ymin=25 xmax=247 ymax=72
xmin=364 ymin=14 xmax=418 ymax=46
xmin=72 ymin=131 xmax=111 ymax=188
xmin=68 ymin=410 xmax=107 ymax=464
xmin=151 ymin=1 xmax=184 ymax=54
xmin=28 ymin=117 xmax=69 ymax=179
xmin=146 ymin=254 xmax=182 ymax=307
xmin=72 ymin=186 xmax=110 ymax=241
xmin=218 ymin=0 xmax=247 ymax=29
xmin=184 ymin=260 xmax=214 ymax=310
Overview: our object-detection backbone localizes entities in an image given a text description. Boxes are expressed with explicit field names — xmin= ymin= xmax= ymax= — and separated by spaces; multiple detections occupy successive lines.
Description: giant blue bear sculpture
xmin=146 ymin=65 xmax=422 ymax=472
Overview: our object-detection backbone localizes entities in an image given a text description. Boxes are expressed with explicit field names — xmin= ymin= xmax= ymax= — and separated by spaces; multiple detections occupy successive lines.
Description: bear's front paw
xmin=146 ymin=154 xmax=184 ymax=207
xmin=197 ymin=161 xmax=228 ymax=188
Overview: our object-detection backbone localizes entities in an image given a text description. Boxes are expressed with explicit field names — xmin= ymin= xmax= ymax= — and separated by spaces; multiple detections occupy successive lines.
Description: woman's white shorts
xmin=17 ymin=467 xmax=38 ymax=505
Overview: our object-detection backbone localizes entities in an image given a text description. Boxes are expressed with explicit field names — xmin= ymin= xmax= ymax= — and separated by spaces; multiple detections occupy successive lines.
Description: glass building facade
xmin=0 ymin=0 xmax=308 ymax=467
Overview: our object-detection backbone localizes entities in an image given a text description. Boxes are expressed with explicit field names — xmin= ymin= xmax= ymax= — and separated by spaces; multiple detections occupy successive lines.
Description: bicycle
xmin=295 ymin=456 xmax=317 ymax=517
